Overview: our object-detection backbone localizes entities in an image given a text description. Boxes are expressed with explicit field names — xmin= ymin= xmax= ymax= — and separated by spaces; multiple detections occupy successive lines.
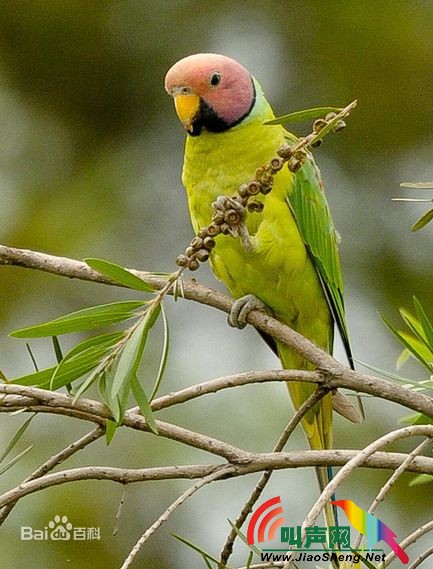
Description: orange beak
xmin=174 ymin=94 xmax=200 ymax=133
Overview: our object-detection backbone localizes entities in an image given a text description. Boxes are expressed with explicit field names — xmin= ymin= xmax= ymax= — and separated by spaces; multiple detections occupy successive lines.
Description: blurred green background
xmin=0 ymin=1 xmax=432 ymax=567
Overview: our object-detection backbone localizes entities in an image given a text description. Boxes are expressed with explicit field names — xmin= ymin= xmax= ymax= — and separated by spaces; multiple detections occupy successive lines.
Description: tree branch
xmin=0 ymin=450 xmax=432 ymax=510
xmin=1 ymin=244 xmax=432 ymax=420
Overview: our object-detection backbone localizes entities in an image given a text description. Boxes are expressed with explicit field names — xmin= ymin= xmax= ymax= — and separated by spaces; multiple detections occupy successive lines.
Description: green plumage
xmin=181 ymin=78 xmax=350 ymax=453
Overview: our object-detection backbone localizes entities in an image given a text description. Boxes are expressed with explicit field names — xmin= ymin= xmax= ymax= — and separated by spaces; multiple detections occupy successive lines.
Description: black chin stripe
xmin=188 ymin=77 xmax=257 ymax=136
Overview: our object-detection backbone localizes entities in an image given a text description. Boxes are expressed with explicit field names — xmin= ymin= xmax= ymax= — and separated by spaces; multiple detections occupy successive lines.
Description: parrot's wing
xmin=286 ymin=150 xmax=354 ymax=369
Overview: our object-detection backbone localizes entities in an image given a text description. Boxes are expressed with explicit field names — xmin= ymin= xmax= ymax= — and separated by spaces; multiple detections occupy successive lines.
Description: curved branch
xmin=282 ymin=425 xmax=433 ymax=568
xmin=1 ymin=244 xmax=432 ymax=420
xmin=385 ymin=519 xmax=433 ymax=566
xmin=0 ymin=450 xmax=433 ymax=510
xmin=120 ymin=465 xmax=235 ymax=569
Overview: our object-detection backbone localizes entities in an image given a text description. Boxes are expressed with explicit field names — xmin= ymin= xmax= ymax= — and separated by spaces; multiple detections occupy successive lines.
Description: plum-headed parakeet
xmin=165 ymin=53 xmax=360 ymax=486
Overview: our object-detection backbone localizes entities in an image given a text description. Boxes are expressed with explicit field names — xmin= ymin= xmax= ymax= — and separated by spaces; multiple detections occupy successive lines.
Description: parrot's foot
xmin=228 ymin=294 xmax=271 ymax=329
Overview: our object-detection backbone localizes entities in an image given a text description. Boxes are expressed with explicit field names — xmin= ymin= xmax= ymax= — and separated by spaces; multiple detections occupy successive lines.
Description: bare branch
xmin=1 ymin=245 xmax=432 ymax=422
xmin=119 ymin=465 xmax=235 ymax=569
xmin=149 ymin=369 xmax=321 ymax=411
xmin=282 ymin=426 xmax=433 ymax=569
xmin=219 ymin=387 xmax=329 ymax=566
xmin=407 ymin=545 xmax=433 ymax=569
xmin=1 ymin=450 xmax=433 ymax=511
xmin=385 ymin=519 xmax=433 ymax=566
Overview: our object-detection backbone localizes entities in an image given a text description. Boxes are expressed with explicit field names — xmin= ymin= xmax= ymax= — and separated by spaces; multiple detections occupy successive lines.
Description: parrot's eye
xmin=210 ymin=73 xmax=221 ymax=86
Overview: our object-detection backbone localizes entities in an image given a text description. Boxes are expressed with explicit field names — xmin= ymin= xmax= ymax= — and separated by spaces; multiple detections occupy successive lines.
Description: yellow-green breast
xmin=181 ymin=82 xmax=331 ymax=371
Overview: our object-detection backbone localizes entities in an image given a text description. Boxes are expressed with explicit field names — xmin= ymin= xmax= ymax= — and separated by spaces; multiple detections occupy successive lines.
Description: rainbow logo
xmin=247 ymin=496 xmax=286 ymax=545
xmin=332 ymin=499 xmax=409 ymax=564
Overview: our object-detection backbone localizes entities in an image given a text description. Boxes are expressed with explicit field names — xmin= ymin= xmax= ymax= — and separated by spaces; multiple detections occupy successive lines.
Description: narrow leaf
xmin=71 ymin=371 xmax=100 ymax=403
xmin=52 ymin=336 xmax=63 ymax=364
xmin=111 ymin=305 xmax=160 ymax=401
xmin=382 ymin=317 xmax=433 ymax=373
xmin=0 ymin=445 xmax=33 ymax=477
xmin=0 ymin=415 xmax=35 ymax=464
xmin=399 ymin=412 xmax=433 ymax=426
xmin=265 ymin=106 xmax=341 ymax=126
xmin=150 ymin=302 xmax=170 ymax=400
xmin=12 ymin=337 xmax=121 ymax=390
xmin=131 ymin=374 xmax=158 ymax=434
xmin=308 ymin=101 xmax=357 ymax=146
xmin=409 ymin=473 xmax=433 ymax=486
xmin=396 ymin=348 xmax=411 ymax=370
xmin=170 ymin=533 xmax=224 ymax=567
xmin=413 ymin=297 xmax=433 ymax=349
xmin=85 ymin=258 xmax=154 ymax=292
xmin=228 ymin=519 xmax=262 ymax=556
xmin=105 ymin=419 xmax=119 ymax=446
xmin=412 ymin=207 xmax=433 ymax=232
xmin=11 ymin=300 xmax=145 ymax=338
xmin=50 ymin=331 xmax=124 ymax=391
xmin=399 ymin=308 xmax=426 ymax=344
xmin=25 ymin=343 xmax=39 ymax=371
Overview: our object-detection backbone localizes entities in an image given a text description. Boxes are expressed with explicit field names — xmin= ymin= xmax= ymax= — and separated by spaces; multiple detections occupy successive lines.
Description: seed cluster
xmin=176 ymin=106 xmax=351 ymax=271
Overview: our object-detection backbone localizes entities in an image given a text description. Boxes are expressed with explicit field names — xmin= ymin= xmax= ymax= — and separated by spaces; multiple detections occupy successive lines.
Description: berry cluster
xmin=175 ymin=105 xmax=352 ymax=271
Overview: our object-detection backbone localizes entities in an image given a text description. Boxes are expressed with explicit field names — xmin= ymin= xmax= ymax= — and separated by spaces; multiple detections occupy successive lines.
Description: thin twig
xmin=219 ymin=387 xmax=328 ymax=566
xmin=385 ymin=519 xmax=433 ymax=566
xmin=352 ymin=438 xmax=432 ymax=556
xmin=119 ymin=465 xmax=235 ymax=569
xmin=407 ymin=544 xmax=433 ymax=569
xmin=282 ymin=426 xmax=433 ymax=569
xmin=149 ymin=370 xmax=321 ymax=411
xmin=0 ymin=450 xmax=431 ymax=511
xmin=113 ymin=485 xmax=128 ymax=537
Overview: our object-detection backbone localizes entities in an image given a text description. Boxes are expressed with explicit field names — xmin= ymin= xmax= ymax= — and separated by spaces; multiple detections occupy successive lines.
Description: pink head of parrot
xmin=164 ymin=53 xmax=256 ymax=135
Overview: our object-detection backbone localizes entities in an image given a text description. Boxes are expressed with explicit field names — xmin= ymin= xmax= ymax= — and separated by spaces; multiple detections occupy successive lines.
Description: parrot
xmin=164 ymin=53 xmax=361 ymax=504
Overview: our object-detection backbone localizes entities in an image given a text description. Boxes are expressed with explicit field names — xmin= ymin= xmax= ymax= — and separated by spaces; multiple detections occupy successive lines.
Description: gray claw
xmin=228 ymin=294 xmax=269 ymax=329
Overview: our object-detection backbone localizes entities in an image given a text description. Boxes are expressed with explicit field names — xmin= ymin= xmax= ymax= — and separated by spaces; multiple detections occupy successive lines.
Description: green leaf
xmin=105 ymin=419 xmax=119 ymax=446
xmin=170 ymin=533 xmax=225 ymax=567
xmin=0 ymin=445 xmax=33 ymax=477
xmin=396 ymin=347 xmax=411 ymax=370
xmin=413 ymin=297 xmax=433 ymax=349
xmin=131 ymin=374 xmax=158 ymax=434
xmin=307 ymin=102 xmax=357 ymax=146
xmin=50 ymin=331 xmax=124 ymax=391
xmin=412 ymin=207 xmax=433 ymax=231
xmin=52 ymin=336 xmax=63 ymax=363
xmin=399 ymin=412 xmax=433 ymax=425
xmin=150 ymin=302 xmax=169 ymax=400
xmin=0 ymin=415 xmax=35 ymax=465
xmin=12 ymin=334 xmax=123 ymax=390
xmin=110 ymin=305 xmax=161 ymax=422
xmin=71 ymin=371 xmax=100 ymax=403
xmin=399 ymin=308 xmax=426 ymax=344
xmin=25 ymin=343 xmax=39 ymax=371
xmin=85 ymin=258 xmax=154 ymax=292
xmin=10 ymin=301 xmax=145 ymax=338
xmin=382 ymin=317 xmax=433 ymax=373
xmin=409 ymin=473 xmax=433 ymax=486
xmin=265 ymin=106 xmax=341 ymax=126
xmin=227 ymin=519 xmax=262 ymax=557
